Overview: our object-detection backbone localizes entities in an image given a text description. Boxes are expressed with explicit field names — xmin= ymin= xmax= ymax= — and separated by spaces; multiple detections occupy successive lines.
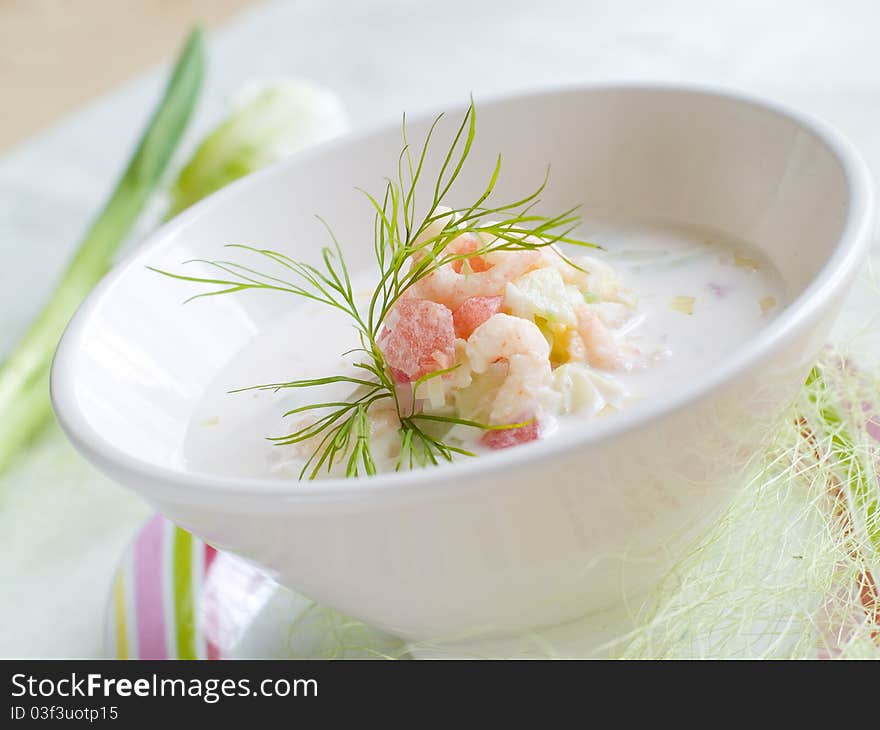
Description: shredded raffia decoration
xmin=271 ymin=326 xmax=880 ymax=659
xmin=600 ymin=350 xmax=880 ymax=659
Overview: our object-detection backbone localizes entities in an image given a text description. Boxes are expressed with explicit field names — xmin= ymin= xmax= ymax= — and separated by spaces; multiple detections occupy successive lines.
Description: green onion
xmin=167 ymin=80 xmax=347 ymax=217
xmin=0 ymin=27 xmax=205 ymax=473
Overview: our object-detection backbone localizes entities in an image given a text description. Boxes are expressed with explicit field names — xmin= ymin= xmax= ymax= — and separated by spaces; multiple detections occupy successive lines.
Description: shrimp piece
xmin=484 ymin=249 xmax=545 ymax=283
xmin=412 ymin=231 xmax=482 ymax=264
xmin=491 ymin=354 xmax=552 ymax=425
xmin=481 ymin=420 xmax=539 ymax=449
xmin=465 ymin=313 xmax=552 ymax=426
xmin=412 ymin=208 xmax=450 ymax=247
xmin=411 ymin=238 xmax=543 ymax=310
xmin=466 ymin=313 xmax=550 ymax=372
xmin=575 ymin=306 xmax=623 ymax=370
xmin=448 ymin=233 xmax=491 ymax=273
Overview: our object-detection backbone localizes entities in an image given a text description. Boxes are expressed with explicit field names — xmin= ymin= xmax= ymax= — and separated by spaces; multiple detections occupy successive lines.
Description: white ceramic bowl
xmin=52 ymin=85 xmax=873 ymax=644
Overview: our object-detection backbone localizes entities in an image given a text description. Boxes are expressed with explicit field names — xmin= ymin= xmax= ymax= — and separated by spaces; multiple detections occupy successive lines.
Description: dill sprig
xmin=151 ymin=99 xmax=598 ymax=479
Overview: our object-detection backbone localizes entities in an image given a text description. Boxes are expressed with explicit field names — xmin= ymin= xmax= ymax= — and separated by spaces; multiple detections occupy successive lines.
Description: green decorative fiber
xmin=608 ymin=354 xmax=879 ymax=658
xmin=275 ymin=346 xmax=880 ymax=659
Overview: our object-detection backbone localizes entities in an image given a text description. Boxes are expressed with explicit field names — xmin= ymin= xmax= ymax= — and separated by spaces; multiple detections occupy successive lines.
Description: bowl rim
xmin=50 ymin=81 xmax=875 ymax=503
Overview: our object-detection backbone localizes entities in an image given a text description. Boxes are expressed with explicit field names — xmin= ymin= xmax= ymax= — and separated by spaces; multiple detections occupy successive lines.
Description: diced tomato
xmin=452 ymin=296 xmax=503 ymax=340
xmin=379 ymin=298 xmax=455 ymax=382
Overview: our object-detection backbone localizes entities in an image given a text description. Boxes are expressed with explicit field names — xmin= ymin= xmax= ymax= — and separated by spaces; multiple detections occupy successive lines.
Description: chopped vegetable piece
xmin=669 ymin=295 xmax=695 ymax=315
xmin=734 ymin=252 xmax=760 ymax=270
xmin=504 ymin=267 xmax=577 ymax=325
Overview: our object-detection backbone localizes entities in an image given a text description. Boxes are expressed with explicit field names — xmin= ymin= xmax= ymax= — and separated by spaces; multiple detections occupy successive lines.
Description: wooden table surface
xmin=0 ymin=0 xmax=260 ymax=153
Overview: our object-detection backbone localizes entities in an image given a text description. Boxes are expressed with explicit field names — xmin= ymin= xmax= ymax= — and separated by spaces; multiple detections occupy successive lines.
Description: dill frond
xmin=153 ymin=99 xmax=598 ymax=479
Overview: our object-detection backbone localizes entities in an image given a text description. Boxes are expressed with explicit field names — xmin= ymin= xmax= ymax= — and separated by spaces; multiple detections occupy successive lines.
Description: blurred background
xmin=0 ymin=1 xmax=251 ymax=152
xmin=1 ymin=0 xmax=878 ymax=657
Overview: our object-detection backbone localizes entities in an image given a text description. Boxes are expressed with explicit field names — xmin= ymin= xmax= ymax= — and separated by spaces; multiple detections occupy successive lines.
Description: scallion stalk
xmin=0 ymin=27 xmax=205 ymax=472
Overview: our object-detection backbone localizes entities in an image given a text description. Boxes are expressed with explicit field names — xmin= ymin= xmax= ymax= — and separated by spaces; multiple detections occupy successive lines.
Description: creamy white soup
xmin=184 ymin=219 xmax=786 ymax=479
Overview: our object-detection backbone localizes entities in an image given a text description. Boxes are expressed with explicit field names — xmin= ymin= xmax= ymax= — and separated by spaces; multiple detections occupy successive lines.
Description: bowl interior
xmin=54 ymin=86 xmax=852 ymax=476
